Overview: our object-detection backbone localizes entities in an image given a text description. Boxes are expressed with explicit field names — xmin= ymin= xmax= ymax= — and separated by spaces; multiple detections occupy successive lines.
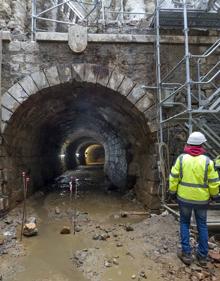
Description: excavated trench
xmin=2 ymin=80 xmax=155 ymax=208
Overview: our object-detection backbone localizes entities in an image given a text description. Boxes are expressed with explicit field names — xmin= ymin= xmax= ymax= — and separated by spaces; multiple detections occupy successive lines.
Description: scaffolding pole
xmin=0 ymin=30 xmax=2 ymax=136
xmin=31 ymin=0 xmax=37 ymax=41
xmin=183 ymin=0 xmax=193 ymax=134
xmin=156 ymin=0 xmax=163 ymax=144
xmin=155 ymin=0 xmax=167 ymax=205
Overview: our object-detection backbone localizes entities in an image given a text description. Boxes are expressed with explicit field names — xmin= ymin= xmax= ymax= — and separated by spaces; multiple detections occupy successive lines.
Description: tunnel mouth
xmin=84 ymin=144 xmax=105 ymax=166
xmin=2 ymin=77 xmax=155 ymax=208
xmin=65 ymin=137 xmax=105 ymax=168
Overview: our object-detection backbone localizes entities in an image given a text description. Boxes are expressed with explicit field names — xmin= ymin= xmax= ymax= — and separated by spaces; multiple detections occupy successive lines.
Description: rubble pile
xmin=0 ymin=211 xmax=23 ymax=257
xmin=72 ymin=212 xmax=220 ymax=281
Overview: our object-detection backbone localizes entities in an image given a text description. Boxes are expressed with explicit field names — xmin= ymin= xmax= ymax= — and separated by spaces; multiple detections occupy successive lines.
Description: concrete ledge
xmin=1 ymin=31 xmax=11 ymax=41
xmin=36 ymin=32 xmax=220 ymax=45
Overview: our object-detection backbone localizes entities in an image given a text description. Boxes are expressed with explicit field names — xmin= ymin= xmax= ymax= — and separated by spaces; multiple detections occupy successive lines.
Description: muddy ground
xmin=1 ymin=169 xmax=220 ymax=281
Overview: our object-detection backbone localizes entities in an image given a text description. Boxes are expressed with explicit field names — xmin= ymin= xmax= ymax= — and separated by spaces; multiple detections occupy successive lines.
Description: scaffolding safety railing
xmin=31 ymin=0 xmax=154 ymax=40
xmin=155 ymin=0 xmax=220 ymax=227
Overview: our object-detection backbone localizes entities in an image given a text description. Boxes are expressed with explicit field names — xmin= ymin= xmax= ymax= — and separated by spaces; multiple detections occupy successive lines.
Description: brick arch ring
xmin=1 ymin=63 xmax=154 ymax=133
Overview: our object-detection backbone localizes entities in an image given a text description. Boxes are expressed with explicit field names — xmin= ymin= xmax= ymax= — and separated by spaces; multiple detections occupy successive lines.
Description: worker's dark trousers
xmin=179 ymin=204 xmax=208 ymax=257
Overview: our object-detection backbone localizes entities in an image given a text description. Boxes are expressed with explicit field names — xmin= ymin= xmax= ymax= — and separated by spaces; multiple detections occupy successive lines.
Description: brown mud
xmin=0 ymin=169 xmax=220 ymax=281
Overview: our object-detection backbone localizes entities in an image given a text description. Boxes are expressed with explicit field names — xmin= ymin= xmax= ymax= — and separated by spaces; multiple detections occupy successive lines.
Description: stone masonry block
xmin=127 ymin=85 xmax=146 ymax=104
xmin=2 ymin=92 xmax=19 ymax=112
xmin=135 ymin=93 xmax=153 ymax=112
xmin=72 ymin=64 xmax=85 ymax=82
xmin=57 ymin=65 xmax=72 ymax=84
xmin=96 ymin=67 xmax=111 ymax=87
xmin=2 ymin=107 xmax=13 ymax=123
xmin=147 ymin=121 xmax=158 ymax=133
xmin=31 ymin=71 xmax=49 ymax=90
xmin=11 ymin=54 xmax=24 ymax=63
xmin=146 ymin=181 xmax=160 ymax=195
xmin=8 ymin=41 xmax=21 ymax=52
xmin=44 ymin=66 xmax=60 ymax=87
xmin=8 ymin=83 xmax=29 ymax=104
xmin=1 ymin=122 xmax=7 ymax=133
xmin=19 ymin=75 xmax=38 ymax=96
xmin=21 ymin=41 xmax=39 ymax=53
xmin=0 ymin=198 xmax=4 ymax=211
xmin=84 ymin=64 xmax=98 ymax=84
xmin=146 ymin=169 xmax=159 ymax=182
xmin=118 ymin=77 xmax=135 ymax=96
xmin=2 ymin=169 xmax=8 ymax=182
xmin=108 ymin=70 xmax=125 ymax=91
xmin=144 ymin=105 xmax=157 ymax=122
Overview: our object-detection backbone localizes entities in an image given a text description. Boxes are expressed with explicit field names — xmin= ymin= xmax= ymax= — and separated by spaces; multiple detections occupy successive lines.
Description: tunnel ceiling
xmin=4 ymin=81 xmax=149 ymax=151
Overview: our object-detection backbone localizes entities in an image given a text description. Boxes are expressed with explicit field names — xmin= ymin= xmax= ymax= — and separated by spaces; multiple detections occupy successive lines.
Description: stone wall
xmin=2 ymin=40 xmax=156 ymax=93
xmin=0 ymin=0 xmax=30 ymax=36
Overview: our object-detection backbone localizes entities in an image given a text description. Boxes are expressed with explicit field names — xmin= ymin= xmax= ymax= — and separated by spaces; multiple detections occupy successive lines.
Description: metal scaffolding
xmin=155 ymin=0 xmax=220 ymax=225
xmin=155 ymin=0 xmax=220 ymax=156
xmin=31 ymin=0 xmax=220 ymax=207
xmin=31 ymin=0 xmax=153 ymax=38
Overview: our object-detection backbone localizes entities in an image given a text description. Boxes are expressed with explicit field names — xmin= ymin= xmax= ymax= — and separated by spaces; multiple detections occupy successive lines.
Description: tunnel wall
xmin=1 ymin=36 xmax=219 ymax=212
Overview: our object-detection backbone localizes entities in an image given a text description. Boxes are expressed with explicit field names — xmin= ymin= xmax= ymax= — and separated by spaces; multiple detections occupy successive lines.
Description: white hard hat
xmin=187 ymin=131 xmax=207 ymax=145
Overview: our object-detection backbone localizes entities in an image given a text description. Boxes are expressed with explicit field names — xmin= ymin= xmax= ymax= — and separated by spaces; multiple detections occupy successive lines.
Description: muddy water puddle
xmin=6 ymin=187 xmax=146 ymax=281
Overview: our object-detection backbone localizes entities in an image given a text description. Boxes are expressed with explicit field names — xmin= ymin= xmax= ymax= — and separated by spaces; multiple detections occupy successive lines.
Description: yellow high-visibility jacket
xmin=214 ymin=155 xmax=220 ymax=169
xmin=169 ymin=154 xmax=220 ymax=205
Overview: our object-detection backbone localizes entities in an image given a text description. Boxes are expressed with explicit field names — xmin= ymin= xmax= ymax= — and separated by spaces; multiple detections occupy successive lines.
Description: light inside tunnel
xmin=2 ymin=78 xmax=155 ymax=208
xmin=84 ymin=144 xmax=105 ymax=165
xmin=60 ymin=154 xmax=65 ymax=159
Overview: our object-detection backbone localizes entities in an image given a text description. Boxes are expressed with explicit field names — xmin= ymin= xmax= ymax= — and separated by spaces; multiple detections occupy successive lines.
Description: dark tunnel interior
xmin=2 ymin=80 xmax=153 ymax=205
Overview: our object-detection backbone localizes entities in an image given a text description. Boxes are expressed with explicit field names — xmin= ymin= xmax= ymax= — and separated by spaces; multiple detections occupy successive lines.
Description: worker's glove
xmin=167 ymin=191 xmax=177 ymax=201
xmin=211 ymin=194 xmax=220 ymax=203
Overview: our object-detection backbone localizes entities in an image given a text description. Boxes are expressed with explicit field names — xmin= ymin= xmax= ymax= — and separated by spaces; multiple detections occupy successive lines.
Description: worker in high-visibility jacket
xmin=214 ymin=155 xmax=220 ymax=176
xmin=169 ymin=131 xmax=220 ymax=266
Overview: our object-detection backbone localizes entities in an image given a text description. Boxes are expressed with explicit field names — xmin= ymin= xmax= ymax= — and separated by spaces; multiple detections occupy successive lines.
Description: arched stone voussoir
xmin=72 ymin=63 xmax=86 ymax=82
xmin=2 ymin=92 xmax=20 ymax=114
xmin=19 ymin=75 xmax=39 ymax=96
xmin=83 ymin=64 xmax=100 ymax=84
xmin=72 ymin=63 xmax=110 ymax=86
xmin=30 ymin=70 xmax=49 ymax=91
xmin=57 ymin=64 xmax=73 ymax=84
xmin=118 ymin=76 xmax=136 ymax=97
xmin=44 ymin=66 xmax=60 ymax=87
xmin=127 ymin=85 xmax=146 ymax=105
xmin=96 ymin=65 xmax=112 ymax=87
xmin=108 ymin=70 xmax=125 ymax=92
xmin=8 ymin=83 xmax=29 ymax=104
xmin=135 ymin=93 xmax=154 ymax=113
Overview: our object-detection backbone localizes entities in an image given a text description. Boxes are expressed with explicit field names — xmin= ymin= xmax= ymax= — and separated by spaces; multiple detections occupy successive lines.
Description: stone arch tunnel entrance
xmin=1 ymin=63 xmax=159 ymax=210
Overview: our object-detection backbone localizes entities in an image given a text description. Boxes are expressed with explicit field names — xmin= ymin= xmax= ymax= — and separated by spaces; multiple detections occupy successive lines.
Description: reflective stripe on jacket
xmin=169 ymin=154 xmax=220 ymax=205
xmin=214 ymin=156 xmax=220 ymax=169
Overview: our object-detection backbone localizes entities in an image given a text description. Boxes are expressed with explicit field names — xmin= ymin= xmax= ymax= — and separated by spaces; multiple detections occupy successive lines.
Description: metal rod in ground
xmin=20 ymin=172 xmax=27 ymax=241
xmin=73 ymin=179 xmax=78 ymax=235
xmin=69 ymin=177 xmax=73 ymax=233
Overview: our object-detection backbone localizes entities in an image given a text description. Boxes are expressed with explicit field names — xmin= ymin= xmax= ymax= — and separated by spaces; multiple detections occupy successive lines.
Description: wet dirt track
xmin=1 ymin=169 xmax=220 ymax=281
